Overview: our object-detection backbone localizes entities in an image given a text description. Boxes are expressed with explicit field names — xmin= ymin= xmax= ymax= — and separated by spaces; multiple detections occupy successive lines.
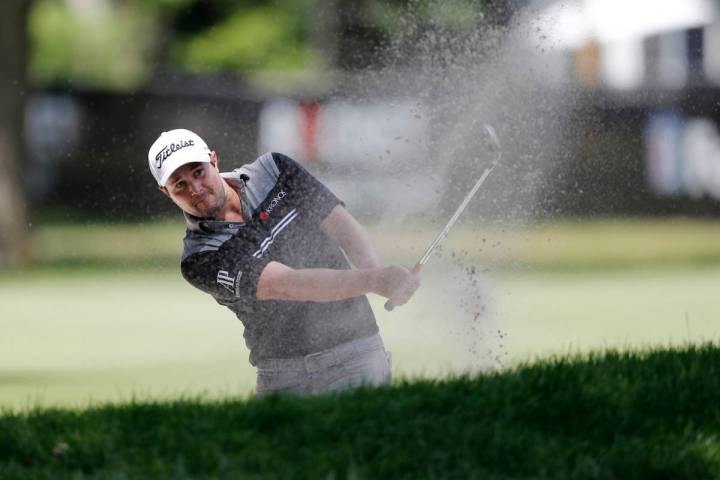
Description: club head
xmin=482 ymin=124 xmax=502 ymax=166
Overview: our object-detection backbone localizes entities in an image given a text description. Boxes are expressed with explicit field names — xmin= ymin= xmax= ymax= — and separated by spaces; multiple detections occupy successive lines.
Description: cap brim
xmin=158 ymin=151 xmax=211 ymax=187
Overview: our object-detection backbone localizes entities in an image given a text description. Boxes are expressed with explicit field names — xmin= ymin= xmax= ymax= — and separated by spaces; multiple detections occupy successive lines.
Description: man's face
xmin=160 ymin=152 xmax=227 ymax=218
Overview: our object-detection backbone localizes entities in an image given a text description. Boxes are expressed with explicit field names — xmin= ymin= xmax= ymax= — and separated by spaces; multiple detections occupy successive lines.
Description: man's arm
xmin=256 ymin=261 xmax=418 ymax=304
xmin=320 ymin=204 xmax=382 ymax=269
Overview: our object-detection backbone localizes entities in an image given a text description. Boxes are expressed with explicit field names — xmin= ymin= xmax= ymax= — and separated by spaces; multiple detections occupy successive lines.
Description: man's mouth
xmin=192 ymin=197 xmax=206 ymax=208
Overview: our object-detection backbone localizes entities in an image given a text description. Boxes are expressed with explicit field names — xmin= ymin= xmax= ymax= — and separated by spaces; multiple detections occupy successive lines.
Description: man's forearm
xmin=257 ymin=261 xmax=420 ymax=305
xmin=257 ymin=262 xmax=380 ymax=302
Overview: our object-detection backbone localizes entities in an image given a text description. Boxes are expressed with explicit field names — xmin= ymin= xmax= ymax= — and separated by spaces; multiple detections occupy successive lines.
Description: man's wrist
xmin=361 ymin=267 xmax=386 ymax=296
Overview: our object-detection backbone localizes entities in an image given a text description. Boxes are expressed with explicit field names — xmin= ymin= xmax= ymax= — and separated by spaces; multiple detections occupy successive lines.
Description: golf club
xmin=385 ymin=124 xmax=502 ymax=311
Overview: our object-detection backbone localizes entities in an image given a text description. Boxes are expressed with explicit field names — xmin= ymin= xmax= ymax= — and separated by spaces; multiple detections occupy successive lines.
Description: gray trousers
xmin=254 ymin=334 xmax=392 ymax=397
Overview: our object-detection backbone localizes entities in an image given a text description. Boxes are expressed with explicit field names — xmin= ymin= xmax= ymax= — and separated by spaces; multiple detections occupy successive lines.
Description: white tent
xmin=526 ymin=0 xmax=718 ymax=49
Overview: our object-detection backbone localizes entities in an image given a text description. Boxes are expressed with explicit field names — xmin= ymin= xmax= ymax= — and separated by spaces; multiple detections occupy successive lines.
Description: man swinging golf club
xmin=148 ymin=128 xmax=420 ymax=397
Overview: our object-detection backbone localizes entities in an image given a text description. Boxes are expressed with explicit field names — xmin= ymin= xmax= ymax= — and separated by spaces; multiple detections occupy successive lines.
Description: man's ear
xmin=159 ymin=186 xmax=170 ymax=198
xmin=210 ymin=151 xmax=218 ymax=168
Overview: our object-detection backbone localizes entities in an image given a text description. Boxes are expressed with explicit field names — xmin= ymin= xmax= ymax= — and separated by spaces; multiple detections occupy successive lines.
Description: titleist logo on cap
xmin=155 ymin=139 xmax=195 ymax=168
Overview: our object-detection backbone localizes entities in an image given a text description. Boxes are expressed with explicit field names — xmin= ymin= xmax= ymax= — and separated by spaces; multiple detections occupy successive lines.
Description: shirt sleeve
xmin=271 ymin=152 xmax=343 ymax=224
xmin=181 ymin=244 xmax=271 ymax=302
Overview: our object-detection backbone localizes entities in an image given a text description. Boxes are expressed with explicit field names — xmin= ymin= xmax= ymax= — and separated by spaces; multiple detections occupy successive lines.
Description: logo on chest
xmin=253 ymin=208 xmax=299 ymax=258
xmin=259 ymin=191 xmax=287 ymax=221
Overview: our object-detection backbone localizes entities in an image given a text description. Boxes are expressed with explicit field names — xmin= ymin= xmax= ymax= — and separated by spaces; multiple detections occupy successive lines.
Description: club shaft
xmin=383 ymin=165 xmax=494 ymax=312
xmin=385 ymin=124 xmax=501 ymax=312
xmin=418 ymin=165 xmax=494 ymax=266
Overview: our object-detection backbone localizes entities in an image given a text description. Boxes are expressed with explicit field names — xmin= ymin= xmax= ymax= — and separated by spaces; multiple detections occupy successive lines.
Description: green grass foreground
xmin=2 ymin=345 xmax=720 ymax=479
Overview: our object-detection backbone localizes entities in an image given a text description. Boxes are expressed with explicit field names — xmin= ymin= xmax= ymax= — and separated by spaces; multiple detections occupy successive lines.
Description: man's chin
xmin=184 ymin=203 xmax=209 ymax=218
xmin=196 ymin=204 xmax=223 ymax=219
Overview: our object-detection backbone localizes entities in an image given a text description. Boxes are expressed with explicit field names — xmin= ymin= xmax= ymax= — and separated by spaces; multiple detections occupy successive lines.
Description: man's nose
xmin=188 ymin=181 xmax=203 ymax=197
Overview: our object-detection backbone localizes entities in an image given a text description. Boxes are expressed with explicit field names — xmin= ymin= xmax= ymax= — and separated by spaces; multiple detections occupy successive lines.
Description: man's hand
xmin=372 ymin=266 xmax=421 ymax=307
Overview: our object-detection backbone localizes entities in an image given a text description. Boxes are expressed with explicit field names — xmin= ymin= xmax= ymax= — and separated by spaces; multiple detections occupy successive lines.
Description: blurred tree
xmin=173 ymin=5 xmax=318 ymax=72
xmin=171 ymin=0 xmax=318 ymax=73
xmin=28 ymin=0 xmax=321 ymax=91
xmin=29 ymin=0 xmax=156 ymax=90
xmin=0 ymin=0 xmax=31 ymax=267
xmin=308 ymin=0 xmax=514 ymax=71
xmin=25 ymin=0 xmax=515 ymax=92
xmin=318 ymin=0 xmax=388 ymax=70
xmin=373 ymin=0 xmax=513 ymax=64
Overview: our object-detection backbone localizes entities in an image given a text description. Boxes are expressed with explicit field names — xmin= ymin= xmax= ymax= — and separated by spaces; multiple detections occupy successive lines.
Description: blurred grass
xmin=21 ymin=216 xmax=720 ymax=273
xmin=2 ymin=216 xmax=719 ymax=410
xmin=377 ymin=216 xmax=720 ymax=271
xmin=27 ymin=221 xmax=186 ymax=270
xmin=2 ymin=265 xmax=719 ymax=410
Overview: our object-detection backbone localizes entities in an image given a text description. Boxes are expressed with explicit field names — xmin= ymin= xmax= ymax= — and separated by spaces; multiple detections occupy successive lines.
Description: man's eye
xmin=175 ymin=182 xmax=186 ymax=191
xmin=194 ymin=168 xmax=204 ymax=177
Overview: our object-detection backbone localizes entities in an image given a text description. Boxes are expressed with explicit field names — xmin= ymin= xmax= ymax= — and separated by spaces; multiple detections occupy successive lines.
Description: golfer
xmin=148 ymin=128 xmax=420 ymax=396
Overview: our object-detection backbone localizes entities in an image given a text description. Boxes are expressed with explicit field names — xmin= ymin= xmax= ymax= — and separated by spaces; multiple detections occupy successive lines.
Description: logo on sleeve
xmin=217 ymin=270 xmax=242 ymax=293
xmin=260 ymin=191 xmax=287 ymax=220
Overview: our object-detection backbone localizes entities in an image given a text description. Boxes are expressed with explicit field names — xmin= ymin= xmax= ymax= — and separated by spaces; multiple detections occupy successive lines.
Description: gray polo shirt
xmin=180 ymin=152 xmax=378 ymax=365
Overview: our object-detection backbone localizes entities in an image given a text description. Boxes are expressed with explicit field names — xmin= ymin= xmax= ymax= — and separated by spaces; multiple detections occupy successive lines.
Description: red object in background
xmin=299 ymin=101 xmax=320 ymax=163
xmin=259 ymin=211 xmax=269 ymax=221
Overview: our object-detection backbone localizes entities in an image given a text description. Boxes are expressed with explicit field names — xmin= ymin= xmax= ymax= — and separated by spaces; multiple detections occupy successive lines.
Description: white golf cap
xmin=148 ymin=129 xmax=212 ymax=186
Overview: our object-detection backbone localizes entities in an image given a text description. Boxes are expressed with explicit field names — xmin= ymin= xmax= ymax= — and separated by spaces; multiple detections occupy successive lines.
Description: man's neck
xmin=215 ymin=179 xmax=245 ymax=222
